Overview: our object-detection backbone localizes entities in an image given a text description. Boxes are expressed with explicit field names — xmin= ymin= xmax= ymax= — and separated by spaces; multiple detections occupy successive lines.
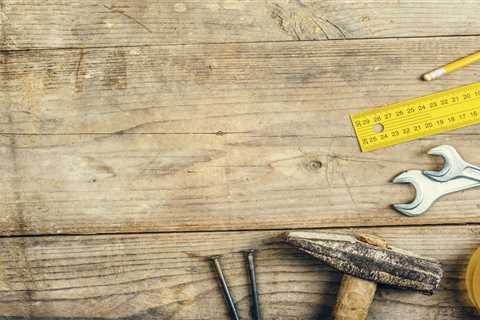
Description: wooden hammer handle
xmin=333 ymin=274 xmax=377 ymax=320
xmin=331 ymin=234 xmax=387 ymax=319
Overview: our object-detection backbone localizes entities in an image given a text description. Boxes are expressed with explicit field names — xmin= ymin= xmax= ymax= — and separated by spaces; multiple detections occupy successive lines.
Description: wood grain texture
xmin=2 ymin=132 xmax=480 ymax=235
xmin=1 ymin=0 xmax=480 ymax=50
xmin=2 ymin=37 xmax=480 ymax=135
xmin=1 ymin=37 xmax=480 ymax=235
xmin=2 ymin=1 xmax=480 ymax=319
xmin=0 ymin=225 xmax=477 ymax=319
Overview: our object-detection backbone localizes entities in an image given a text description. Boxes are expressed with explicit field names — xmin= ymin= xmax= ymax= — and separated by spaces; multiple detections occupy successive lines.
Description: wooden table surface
xmin=1 ymin=1 xmax=480 ymax=319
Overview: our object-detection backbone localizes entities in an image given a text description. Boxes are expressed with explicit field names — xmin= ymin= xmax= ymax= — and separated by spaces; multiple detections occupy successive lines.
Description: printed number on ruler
xmin=351 ymin=82 xmax=480 ymax=152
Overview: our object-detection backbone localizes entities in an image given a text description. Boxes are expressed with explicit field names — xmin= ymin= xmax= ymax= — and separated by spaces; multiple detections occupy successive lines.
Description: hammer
xmin=283 ymin=232 xmax=443 ymax=320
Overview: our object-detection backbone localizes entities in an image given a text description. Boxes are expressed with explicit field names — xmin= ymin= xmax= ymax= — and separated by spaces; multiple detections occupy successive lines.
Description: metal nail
xmin=245 ymin=249 xmax=261 ymax=320
xmin=209 ymin=255 xmax=240 ymax=320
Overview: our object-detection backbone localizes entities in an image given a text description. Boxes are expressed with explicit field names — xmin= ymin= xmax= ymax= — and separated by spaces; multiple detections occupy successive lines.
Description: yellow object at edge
xmin=466 ymin=247 xmax=480 ymax=311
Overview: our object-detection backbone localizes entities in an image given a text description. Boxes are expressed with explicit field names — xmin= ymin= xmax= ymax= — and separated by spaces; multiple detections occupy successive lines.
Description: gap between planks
xmin=1 ymin=221 xmax=479 ymax=239
xmin=0 ymin=33 xmax=479 ymax=53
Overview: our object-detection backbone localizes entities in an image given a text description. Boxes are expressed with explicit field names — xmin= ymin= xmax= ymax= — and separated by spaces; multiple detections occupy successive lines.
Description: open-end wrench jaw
xmin=424 ymin=145 xmax=468 ymax=182
xmin=392 ymin=170 xmax=434 ymax=217
xmin=392 ymin=169 xmax=480 ymax=217
xmin=393 ymin=145 xmax=480 ymax=217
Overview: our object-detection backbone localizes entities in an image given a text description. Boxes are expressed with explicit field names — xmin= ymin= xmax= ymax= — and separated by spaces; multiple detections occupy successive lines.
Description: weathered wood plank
xmin=2 ymin=37 xmax=480 ymax=135
xmin=1 ymin=133 xmax=480 ymax=235
xmin=1 ymin=37 xmax=480 ymax=235
xmin=0 ymin=226 xmax=477 ymax=319
xmin=1 ymin=0 xmax=480 ymax=50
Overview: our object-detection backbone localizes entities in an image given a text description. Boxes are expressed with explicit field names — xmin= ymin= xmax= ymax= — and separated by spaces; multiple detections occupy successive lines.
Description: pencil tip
xmin=423 ymin=73 xmax=433 ymax=81
xmin=423 ymin=68 xmax=445 ymax=81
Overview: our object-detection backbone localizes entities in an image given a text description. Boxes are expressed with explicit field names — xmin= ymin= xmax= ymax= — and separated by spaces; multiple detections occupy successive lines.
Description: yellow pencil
xmin=423 ymin=51 xmax=480 ymax=81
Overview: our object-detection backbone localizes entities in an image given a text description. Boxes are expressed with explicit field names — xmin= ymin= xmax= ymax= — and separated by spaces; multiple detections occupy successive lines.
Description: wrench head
xmin=392 ymin=170 xmax=440 ymax=217
xmin=424 ymin=145 xmax=467 ymax=182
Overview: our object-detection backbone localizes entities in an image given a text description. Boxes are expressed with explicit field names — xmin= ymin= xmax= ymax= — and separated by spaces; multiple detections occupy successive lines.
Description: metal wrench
xmin=392 ymin=170 xmax=480 ymax=217
xmin=424 ymin=145 xmax=480 ymax=182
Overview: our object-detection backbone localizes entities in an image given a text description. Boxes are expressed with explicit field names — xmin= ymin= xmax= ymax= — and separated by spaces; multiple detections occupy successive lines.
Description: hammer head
xmin=283 ymin=231 xmax=443 ymax=294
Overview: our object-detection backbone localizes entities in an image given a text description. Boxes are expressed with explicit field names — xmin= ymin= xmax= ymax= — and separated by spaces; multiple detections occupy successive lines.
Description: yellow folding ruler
xmin=351 ymin=82 xmax=480 ymax=152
